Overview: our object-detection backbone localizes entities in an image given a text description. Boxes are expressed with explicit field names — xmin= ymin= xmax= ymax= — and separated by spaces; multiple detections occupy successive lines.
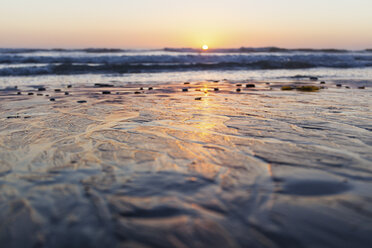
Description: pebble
xmin=182 ymin=88 xmax=188 ymax=92
xmin=266 ymin=82 xmax=270 ymax=85
xmin=67 ymin=85 xmax=72 ymax=88
xmin=54 ymin=89 xmax=61 ymax=92
xmin=236 ymin=88 xmax=241 ymax=92
xmin=37 ymin=93 xmax=43 ymax=96
xmin=102 ymin=91 xmax=111 ymax=94
xmin=38 ymin=87 xmax=46 ymax=91
xmin=148 ymin=87 xmax=153 ymax=90
xmin=65 ymin=92 xmax=69 ymax=95
xmin=358 ymin=86 xmax=365 ymax=89
xmin=28 ymin=92 xmax=34 ymax=95
xmin=184 ymin=82 xmax=190 ymax=85
xmin=310 ymin=77 xmax=318 ymax=81
xmin=50 ymin=98 xmax=55 ymax=101
xmin=94 ymin=83 xmax=114 ymax=87
xmin=236 ymin=84 xmax=242 ymax=87
xmin=214 ymin=88 xmax=219 ymax=91
xmin=320 ymin=81 xmax=326 ymax=84
xmin=140 ymin=87 xmax=144 ymax=90
xmin=134 ymin=91 xmax=141 ymax=94
xmin=195 ymin=97 xmax=202 ymax=100
xmin=246 ymin=84 xmax=255 ymax=88
xmin=336 ymin=84 xmax=342 ymax=87
xmin=345 ymin=86 xmax=350 ymax=89
xmin=17 ymin=92 xmax=21 ymax=95
xmin=77 ymin=100 xmax=87 ymax=103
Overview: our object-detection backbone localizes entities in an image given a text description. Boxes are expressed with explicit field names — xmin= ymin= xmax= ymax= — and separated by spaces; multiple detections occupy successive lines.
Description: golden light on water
xmin=202 ymin=45 xmax=209 ymax=50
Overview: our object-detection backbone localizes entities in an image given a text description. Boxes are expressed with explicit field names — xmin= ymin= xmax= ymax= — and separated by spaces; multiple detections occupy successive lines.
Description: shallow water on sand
xmin=0 ymin=80 xmax=371 ymax=248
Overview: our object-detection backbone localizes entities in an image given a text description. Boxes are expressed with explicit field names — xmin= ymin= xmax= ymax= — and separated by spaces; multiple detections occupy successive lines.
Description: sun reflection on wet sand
xmin=0 ymin=80 xmax=371 ymax=247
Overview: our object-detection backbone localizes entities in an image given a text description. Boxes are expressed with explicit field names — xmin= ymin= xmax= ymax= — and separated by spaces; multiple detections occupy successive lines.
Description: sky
xmin=0 ymin=0 xmax=371 ymax=49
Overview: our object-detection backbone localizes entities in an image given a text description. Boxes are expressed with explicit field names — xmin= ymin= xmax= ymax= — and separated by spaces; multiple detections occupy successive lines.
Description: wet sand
xmin=0 ymin=80 xmax=371 ymax=248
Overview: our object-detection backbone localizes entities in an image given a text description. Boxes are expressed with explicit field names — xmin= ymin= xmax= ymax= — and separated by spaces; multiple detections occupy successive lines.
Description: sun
xmin=202 ymin=44 xmax=209 ymax=50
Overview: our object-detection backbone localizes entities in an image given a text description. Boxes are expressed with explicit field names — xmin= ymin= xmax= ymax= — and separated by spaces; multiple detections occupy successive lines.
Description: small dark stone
xmin=182 ymin=88 xmax=188 ymax=92
xmin=184 ymin=82 xmax=190 ymax=85
xmin=50 ymin=98 xmax=55 ymax=101
xmin=246 ymin=84 xmax=255 ymax=88
xmin=7 ymin=115 xmax=20 ymax=119
xmin=266 ymin=82 xmax=270 ymax=85
xmin=358 ymin=86 xmax=365 ymax=89
xmin=236 ymin=84 xmax=242 ymax=87
xmin=336 ymin=84 xmax=342 ymax=87
xmin=94 ymin=83 xmax=114 ymax=87
xmin=17 ymin=92 xmax=21 ymax=95
xmin=214 ymin=88 xmax=219 ymax=91
xmin=54 ymin=89 xmax=61 ymax=92
xmin=65 ymin=92 xmax=69 ymax=95
xmin=140 ymin=87 xmax=144 ymax=90
xmin=77 ymin=100 xmax=87 ymax=103
xmin=345 ymin=86 xmax=350 ymax=89
xmin=67 ymin=85 xmax=72 ymax=88
xmin=320 ymin=81 xmax=326 ymax=84
xmin=134 ymin=91 xmax=141 ymax=94
xmin=148 ymin=87 xmax=153 ymax=90
xmin=310 ymin=77 xmax=318 ymax=81
xmin=102 ymin=91 xmax=111 ymax=94
xmin=38 ymin=87 xmax=46 ymax=91
xmin=28 ymin=92 xmax=34 ymax=95
xmin=236 ymin=88 xmax=241 ymax=92
xmin=195 ymin=97 xmax=202 ymax=100
xmin=46 ymin=94 xmax=49 ymax=97
xmin=37 ymin=93 xmax=43 ymax=96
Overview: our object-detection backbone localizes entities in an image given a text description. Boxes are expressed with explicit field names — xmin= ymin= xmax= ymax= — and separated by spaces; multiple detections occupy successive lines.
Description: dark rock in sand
xmin=246 ymin=84 xmax=255 ymax=88
xmin=50 ymin=98 xmax=55 ymax=101
xmin=102 ymin=91 xmax=111 ymax=94
xmin=7 ymin=116 xmax=20 ymax=119
xmin=77 ymin=100 xmax=87 ymax=103
xmin=310 ymin=77 xmax=318 ymax=81
xmin=320 ymin=81 xmax=326 ymax=84
xmin=281 ymin=86 xmax=294 ymax=90
xmin=134 ymin=91 xmax=141 ymax=94
xmin=266 ymin=82 xmax=270 ymax=85
xmin=182 ymin=88 xmax=188 ymax=92
xmin=38 ymin=87 xmax=46 ymax=91
xmin=345 ymin=86 xmax=350 ymax=89
xmin=94 ymin=83 xmax=114 ymax=87
xmin=336 ymin=84 xmax=342 ymax=87
xmin=54 ymin=89 xmax=61 ymax=92
xmin=358 ymin=86 xmax=365 ymax=89
xmin=17 ymin=92 xmax=21 ymax=95
xmin=184 ymin=82 xmax=190 ymax=85
xmin=67 ymin=84 xmax=72 ymax=88
xmin=64 ymin=92 xmax=69 ymax=95
xmin=140 ymin=87 xmax=144 ymax=90
xmin=28 ymin=93 xmax=34 ymax=95
xmin=45 ymin=94 xmax=49 ymax=97
xmin=214 ymin=88 xmax=219 ymax=91
xmin=236 ymin=84 xmax=242 ymax=87
xmin=37 ymin=93 xmax=43 ymax=96
xmin=236 ymin=88 xmax=241 ymax=92
xmin=148 ymin=87 xmax=153 ymax=90
xmin=195 ymin=97 xmax=202 ymax=100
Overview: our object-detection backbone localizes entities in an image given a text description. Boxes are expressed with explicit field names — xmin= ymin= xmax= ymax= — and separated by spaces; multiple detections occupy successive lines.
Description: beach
xmin=1 ymin=76 xmax=371 ymax=247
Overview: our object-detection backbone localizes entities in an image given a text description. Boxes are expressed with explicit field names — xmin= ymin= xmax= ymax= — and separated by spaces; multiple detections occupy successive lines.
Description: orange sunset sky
xmin=0 ymin=0 xmax=371 ymax=49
